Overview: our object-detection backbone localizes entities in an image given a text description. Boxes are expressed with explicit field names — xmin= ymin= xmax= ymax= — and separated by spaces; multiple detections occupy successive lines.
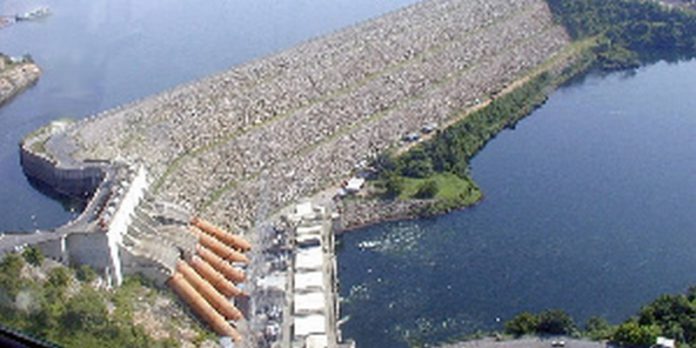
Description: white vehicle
xmin=551 ymin=340 xmax=566 ymax=347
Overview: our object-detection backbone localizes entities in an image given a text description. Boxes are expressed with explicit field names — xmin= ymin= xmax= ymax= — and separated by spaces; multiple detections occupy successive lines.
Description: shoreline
xmin=337 ymin=194 xmax=487 ymax=233
xmin=335 ymin=38 xmax=597 ymax=233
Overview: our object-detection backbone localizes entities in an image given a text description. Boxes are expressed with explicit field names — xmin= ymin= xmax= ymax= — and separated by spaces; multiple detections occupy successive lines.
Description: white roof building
xmin=294 ymin=271 xmax=324 ymax=291
xmin=305 ymin=334 xmax=328 ymax=348
xmin=294 ymin=292 xmax=326 ymax=313
xmin=296 ymin=202 xmax=313 ymax=217
xmin=295 ymin=246 xmax=323 ymax=270
xmin=296 ymin=224 xmax=323 ymax=244
xmin=294 ymin=314 xmax=326 ymax=337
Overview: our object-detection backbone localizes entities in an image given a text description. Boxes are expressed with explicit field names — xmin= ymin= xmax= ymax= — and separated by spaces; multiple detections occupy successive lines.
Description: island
xmin=0 ymin=53 xmax=41 ymax=107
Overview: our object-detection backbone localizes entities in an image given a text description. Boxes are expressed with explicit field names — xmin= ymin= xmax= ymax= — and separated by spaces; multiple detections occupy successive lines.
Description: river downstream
xmin=338 ymin=60 xmax=696 ymax=347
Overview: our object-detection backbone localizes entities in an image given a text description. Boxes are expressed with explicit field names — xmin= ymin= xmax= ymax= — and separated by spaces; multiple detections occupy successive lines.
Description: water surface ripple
xmin=338 ymin=60 xmax=696 ymax=348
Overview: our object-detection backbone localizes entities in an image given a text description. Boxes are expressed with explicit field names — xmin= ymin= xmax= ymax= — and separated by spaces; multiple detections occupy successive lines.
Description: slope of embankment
xmin=25 ymin=0 xmax=572 ymax=232
xmin=340 ymin=0 xmax=696 ymax=229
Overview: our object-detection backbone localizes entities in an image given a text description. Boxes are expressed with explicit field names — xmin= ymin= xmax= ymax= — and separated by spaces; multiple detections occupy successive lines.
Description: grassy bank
xmin=369 ymin=0 xmax=696 ymax=217
xmin=370 ymin=48 xmax=593 ymax=216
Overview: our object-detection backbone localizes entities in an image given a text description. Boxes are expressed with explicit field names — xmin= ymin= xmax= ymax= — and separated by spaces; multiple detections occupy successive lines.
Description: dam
xmin=6 ymin=0 xmax=576 ymax=346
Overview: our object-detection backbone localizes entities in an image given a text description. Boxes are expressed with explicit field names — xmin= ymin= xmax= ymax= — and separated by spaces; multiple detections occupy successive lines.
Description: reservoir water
xmin=338 ymin=60 xmax=696 ymax=347
xmin=0 ymin=0 xmax=418 ymax=231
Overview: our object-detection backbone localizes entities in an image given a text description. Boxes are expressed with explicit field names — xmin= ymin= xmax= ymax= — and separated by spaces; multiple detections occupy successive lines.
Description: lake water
xmin=0 ymin=0 xmax=418 ymax=231
xmin=338 ymin=60 xmax=696 ymax=347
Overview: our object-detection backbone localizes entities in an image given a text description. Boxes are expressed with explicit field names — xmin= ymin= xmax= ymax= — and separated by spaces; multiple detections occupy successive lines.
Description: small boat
xmin=357 ymin=240 xmax=380 ymax=250
xmin=0 ymin=16 xmax=15 ymax=29
xmin=15 ymin=7 xmax=51 ymax=21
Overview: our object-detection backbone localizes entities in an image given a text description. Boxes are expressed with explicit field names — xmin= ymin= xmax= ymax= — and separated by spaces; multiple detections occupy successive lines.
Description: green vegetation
xmin=21 ymin=246 xmax=44 ymax=267
xmin=505 ymin=309 xmax=577 ymax=337
xmin=413 ymin=179 xmax=438 ymax=199
xmin=0 ymin=254 xmax=180 ymax=348
xmin=612 ymin=321 xmax=662 ymax=347
xmin=75 ymin=264 xmax=97 ymax=283
xmin=500 ymin=286 xmax=696 ymax=347
xmin=547 ymin=0 xmax=696 ymax=69
xmin=584 ymin=316 xmax=614 ymax=341
xmin=371 ymin=0 xmax=696 ymax=217
xmin=373 ymin=71 xmax=554 ymax=215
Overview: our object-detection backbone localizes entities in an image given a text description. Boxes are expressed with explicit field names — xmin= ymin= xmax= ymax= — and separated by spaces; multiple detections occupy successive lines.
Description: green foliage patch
xmin=501 ymin=286 xmax=696 ymax=347
xmin=0 ymin=254 xmax=179 ymax=348
xmin=547 ymin=0 xmax=696 ymax=69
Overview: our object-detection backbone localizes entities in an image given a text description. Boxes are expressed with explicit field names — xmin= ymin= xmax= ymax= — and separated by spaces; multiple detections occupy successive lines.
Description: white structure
xmin=296 ymin=247 xmax=324 ymax=271
xmin=106 ymin=165 xmax=149 ymax=286
xmin=344 ymin=177 xmax=365 ymax=194
xmin=294 ymin=314 xmax=327 ymax=337
xmin=63 ymin=165 xmax=150 ymax=287
xmin=655 ymin=337 xmax=676 ymax=348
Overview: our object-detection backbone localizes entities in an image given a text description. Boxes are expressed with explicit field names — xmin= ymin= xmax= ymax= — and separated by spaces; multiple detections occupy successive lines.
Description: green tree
xmin=414 ymin=180 xmax=438 ymax=199
xmin=637 ymin=293 xmax=696 ymax=344
xmin=75 ymin=264 xmax=97 ymax=283
xmin=47 ymin=267 xmax=71 ymax=289
xmin=0 ymin=253 xmax=26 ymax=300
xmin=22 ymin=247 xmax=44 ymax=267
xmin=374 ymin=152 xmax=398 ymax=174
xmin=382 ymin=173 xmax=404 ymax=199
xmin=612 ymin=321 xmax=661 ymax=347
xmin=537 ymin=309 xmax=576 ymax=335
xmin=585 ymin=316 xmax=614 ymax=340
xmin=399 ymin=147 xmax=434 ymax=178
xmin=505 ymin=312 xmax=539 ymax=337
xmin=61 ymin=287 xmax=108 ymax=332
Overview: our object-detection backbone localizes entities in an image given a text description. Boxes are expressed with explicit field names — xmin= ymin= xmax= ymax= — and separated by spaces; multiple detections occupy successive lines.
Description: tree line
xmin=504 ymin=286 xmax=696 ymax=347
xmin=0 ymin=249 xmax=181 ymax=348
xmin=374 ymin=0 xmax=696 ymax=213
xmin=547 ymin=0 xmax=696 ymax=69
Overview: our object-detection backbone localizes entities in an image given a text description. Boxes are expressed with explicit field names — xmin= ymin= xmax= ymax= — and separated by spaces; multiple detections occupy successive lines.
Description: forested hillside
xmin=547 ymin=0 xmax=696 ymax=68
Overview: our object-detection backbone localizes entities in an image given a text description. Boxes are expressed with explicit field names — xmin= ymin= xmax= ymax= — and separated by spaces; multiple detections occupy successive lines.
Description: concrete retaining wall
xmin=65 ymin=232 xmax=110 ymax=270
xmin=35 ymin=237 xmax=66 ymax=262
xmin=119 ymin=247 xmax=171 ymax=287
xmin=19 ymin=145 xmax=105 ymax=199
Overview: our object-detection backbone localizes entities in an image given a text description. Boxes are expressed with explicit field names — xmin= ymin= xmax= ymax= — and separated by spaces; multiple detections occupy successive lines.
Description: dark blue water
xmin=338 ymin=60 xmax=696 ymax=347
xmin=0 ymin=0 xmax=419 ymax=231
